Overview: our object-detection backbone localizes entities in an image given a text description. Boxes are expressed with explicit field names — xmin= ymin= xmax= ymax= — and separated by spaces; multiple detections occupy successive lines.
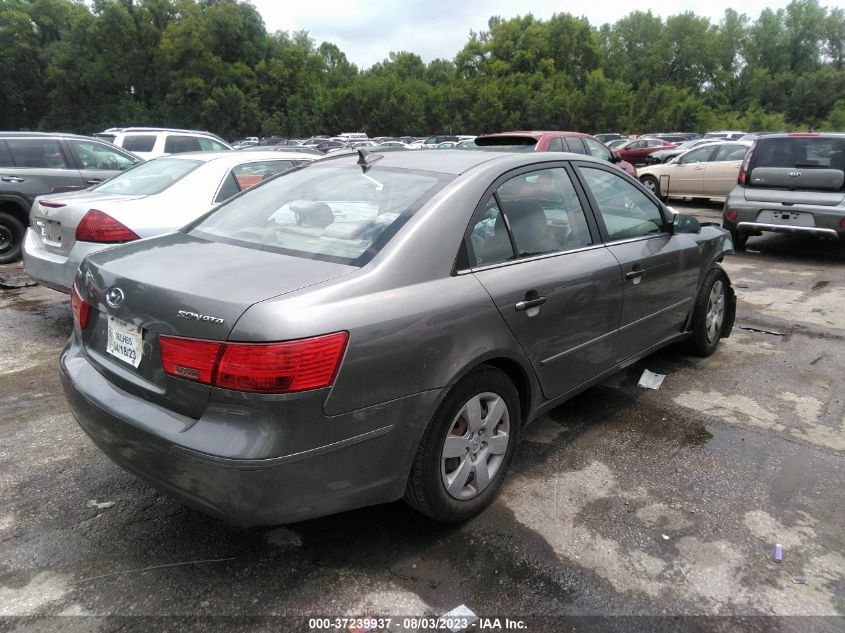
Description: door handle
xmin=515 ymin=296 xmax=547 ymax=311
xmin=1 ymin=176 xmax=24 ymax=183
xmin=625 ymin=266 xmax=644 ymax=280
xmin=86 ymin=178 xmax=103 ymax=185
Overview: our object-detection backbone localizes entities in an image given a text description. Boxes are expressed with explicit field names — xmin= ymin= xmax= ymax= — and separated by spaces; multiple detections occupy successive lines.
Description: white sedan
xmin=637 ymin=141 xmax=751 ymax=202
xmin=24 ymin=151 xmax=315 ymax=293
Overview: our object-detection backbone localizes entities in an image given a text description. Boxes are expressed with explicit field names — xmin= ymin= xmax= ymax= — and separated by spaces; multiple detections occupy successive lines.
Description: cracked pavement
xmin=1 ymin=202 xmax=843 ymax=631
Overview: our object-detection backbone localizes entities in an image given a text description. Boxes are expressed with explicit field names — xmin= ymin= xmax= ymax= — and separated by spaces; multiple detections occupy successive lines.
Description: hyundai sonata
xmin=62 ymin=149 xmax=736 ymax=525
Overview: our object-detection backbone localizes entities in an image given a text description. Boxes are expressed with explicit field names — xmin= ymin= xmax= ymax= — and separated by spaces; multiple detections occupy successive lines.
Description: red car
xmin=474 ymin=131 xmax=637 ymax=178
xmin=612 ymin=138 xmax=676 ymax=165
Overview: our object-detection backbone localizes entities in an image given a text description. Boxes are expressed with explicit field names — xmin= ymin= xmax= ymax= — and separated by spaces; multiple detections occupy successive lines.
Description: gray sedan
xmin=61 ymin=150 xmax=736 ymax=525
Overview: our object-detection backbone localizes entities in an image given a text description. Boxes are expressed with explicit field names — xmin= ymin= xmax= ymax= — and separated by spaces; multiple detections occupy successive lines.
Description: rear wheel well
xmin=0 ymin=200 xmax=28 ymax=225
xmin=479 ymin=358 xmax=532 ymax=425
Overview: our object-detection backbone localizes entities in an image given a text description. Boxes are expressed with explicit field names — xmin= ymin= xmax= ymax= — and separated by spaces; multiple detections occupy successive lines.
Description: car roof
xmin=146 ymin=150 xmax=316 ymax=164
xmin=752 ymin=132 xmax=845 ymax=140
xmin=0 ymin=131 xmax=108 ymax=141
xmin=317 ymin=148 xmax=608 ymax=175
xmin=477 ymin=131 xmax=590 ymax=140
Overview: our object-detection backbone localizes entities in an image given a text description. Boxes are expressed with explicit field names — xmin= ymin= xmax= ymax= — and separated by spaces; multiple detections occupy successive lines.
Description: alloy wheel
xmin=705 ymin=280 xmax=725 ymax=344
xmin=441 ymin=392 xmax=510 ymax=500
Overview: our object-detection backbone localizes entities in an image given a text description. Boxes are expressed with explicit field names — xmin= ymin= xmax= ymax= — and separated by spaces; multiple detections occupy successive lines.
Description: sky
xmin=249 ymin=0 xmax=797 ymax=69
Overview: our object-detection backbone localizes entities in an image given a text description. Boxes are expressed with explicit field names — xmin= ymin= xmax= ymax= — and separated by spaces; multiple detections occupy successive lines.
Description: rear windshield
xmin=749 ymin=137 xmax=845 ymax=190
xmin=190 ymin=164 xmax=453 ymax=266
xmin=751 ymin=137 xmax=845 ymax=170
xmin=92 ymin=157 xmax=202 ymax=195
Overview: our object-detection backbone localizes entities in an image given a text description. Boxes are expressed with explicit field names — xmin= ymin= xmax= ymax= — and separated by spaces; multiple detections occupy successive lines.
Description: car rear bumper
xmin=736 ymin=222 xmax=839 ymax=239
xmin=723 ymin=197 xmax=845 ymax=239
xmin=23 ymin=229 xmax=104 ymax=293
xmin=60 ymin=338 xmax=440 ymax=525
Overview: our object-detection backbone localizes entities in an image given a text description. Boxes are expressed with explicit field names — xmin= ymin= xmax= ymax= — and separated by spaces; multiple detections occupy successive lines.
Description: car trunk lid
xmin=31 ymin=192 xmax=149 ymax=256
xmin=76 ymin=231 xmax=355 ymax=418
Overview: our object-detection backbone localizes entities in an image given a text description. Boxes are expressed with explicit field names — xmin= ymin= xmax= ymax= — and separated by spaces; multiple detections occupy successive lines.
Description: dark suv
xmin=723 ymin=133 xmax=845 ymax=247
xmin=0 ymin=132 xmax=140 ymax=264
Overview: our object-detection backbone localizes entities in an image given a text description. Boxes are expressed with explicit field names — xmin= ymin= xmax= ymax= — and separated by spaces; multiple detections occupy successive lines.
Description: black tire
xmin=685 ymin=268 xmax=730 ymax=357
xmin=0 ymin=211 xmax=25 ymax=265
xmin=405 ymin=366 xmax=521 ymax=523
xmin=728 ymin=227 xmax=748 ymax=249
xmin=640 ymin=175 xmax=662 ymax=199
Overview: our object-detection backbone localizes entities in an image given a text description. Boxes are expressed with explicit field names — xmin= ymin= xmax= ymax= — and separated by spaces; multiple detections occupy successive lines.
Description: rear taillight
xmin=75 ymin=209 xmax=139 ymax=243
xmin=40 ymin=200 xmax=66 ymax=209
xmin=726 ymin=210 xmax=738 ymax=221
xmin=840 ymin=218 xmax=845 ymax=229
xmin=159 ymin=332 xmax=348 ymax=394
xmin=159 ymin=337 xmax=223 ymax=383
xmin=788 ymin=132 xmax=819 ymax=137
xmin=738 ymin=141 xmax=756 ymax=184
xmin=71 ymin=284 xmax=91 ymax=330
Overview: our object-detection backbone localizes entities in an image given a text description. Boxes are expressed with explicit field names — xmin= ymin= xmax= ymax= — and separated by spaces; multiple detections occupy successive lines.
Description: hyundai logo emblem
xmin=105 ymin=287 xmax=125 ymax=309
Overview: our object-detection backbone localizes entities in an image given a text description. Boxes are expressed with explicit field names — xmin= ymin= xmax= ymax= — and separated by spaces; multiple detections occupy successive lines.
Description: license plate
xmin=756 ymin=210 xmax=815 ymax=227
xmin=34 ymin=219 xmax=62 ymax=244
xmin=106 ymin=316 xmax=143 ymax=368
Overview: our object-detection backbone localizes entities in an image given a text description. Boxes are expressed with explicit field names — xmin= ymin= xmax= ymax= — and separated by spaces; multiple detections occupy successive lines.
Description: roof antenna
xmin=357 ymin=148 xmax=383 ymax=173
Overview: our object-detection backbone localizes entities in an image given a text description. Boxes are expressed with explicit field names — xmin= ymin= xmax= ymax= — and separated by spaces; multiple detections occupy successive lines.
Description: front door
xmin=574 ymin=163 xmax=701 ymax=360
xmin=467 ymin=165 xmax=623 ymax=400
xmin=702 ymin=143 xmax=749 ymax=197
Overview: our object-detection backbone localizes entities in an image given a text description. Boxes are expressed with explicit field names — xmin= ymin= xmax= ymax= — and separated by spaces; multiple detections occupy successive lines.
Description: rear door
xmin=702 ymin=144 xmax=748 ymax=196
xmin=0 ymin=137 xmax=85 ymax=207
xmin=467 ymin=164 xmax=623 ymax=399
xmin=574 ymin=162 xmax=700 ymax=359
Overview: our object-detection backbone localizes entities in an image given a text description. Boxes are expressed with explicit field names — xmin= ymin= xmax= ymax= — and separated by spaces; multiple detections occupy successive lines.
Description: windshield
xmin=190 ymin=164 xmax=453 ymax=266
xmin=92 ymin=157 xmax=203 ymax=195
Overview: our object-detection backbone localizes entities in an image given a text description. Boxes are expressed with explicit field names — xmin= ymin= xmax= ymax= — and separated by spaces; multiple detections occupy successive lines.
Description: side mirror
xmin=610 ymin=153 xmax=621 ymax=163
xmin=672 ymin=213 xmax=701 ymax=234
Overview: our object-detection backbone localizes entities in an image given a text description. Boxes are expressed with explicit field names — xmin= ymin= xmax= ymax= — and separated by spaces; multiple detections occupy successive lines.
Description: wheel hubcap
xmin=441 ymin=392 xmax=510 ymax=500
xmin=705 ymin=280 xmax=725 ymax=344
xmin=643 ymin=179 xmax=656 ymax=193
xmin=0 ymin=226 xmax=12 ymax=253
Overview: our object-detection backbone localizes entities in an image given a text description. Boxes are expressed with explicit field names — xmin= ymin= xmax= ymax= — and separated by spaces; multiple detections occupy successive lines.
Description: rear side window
xmin=121 ymin=135 xmax=156 ymax=153
xmin=93 ymin=158 xmax=203 ymax=195
xmin=192 ymin=165 xmax=452 ymax=266
xmin=214 ymin=160 xmax=298 ymax=203
xmin=0 ymin=141 xmax=13 ymax=167
xmin=6 ymin=139 xmax=69 ymax=169
xmin=469 ymin=167 xmax=593 ymax=266
xmin=164 ymin=135 xmax=202 ymax=154
xmin=548 ymin=137 xmax=564 ymax=151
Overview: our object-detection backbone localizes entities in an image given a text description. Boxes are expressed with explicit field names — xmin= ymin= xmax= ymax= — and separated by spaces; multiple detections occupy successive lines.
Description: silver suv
xmin=95 ymin=127 xmax=232 ymax=160
xmin=723 ymin=133 xmax=845 ymax=247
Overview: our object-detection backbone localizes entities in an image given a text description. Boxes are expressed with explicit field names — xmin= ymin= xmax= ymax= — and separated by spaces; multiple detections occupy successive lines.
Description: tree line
xmin=1 ymin=0 xmax=844 ymax=139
